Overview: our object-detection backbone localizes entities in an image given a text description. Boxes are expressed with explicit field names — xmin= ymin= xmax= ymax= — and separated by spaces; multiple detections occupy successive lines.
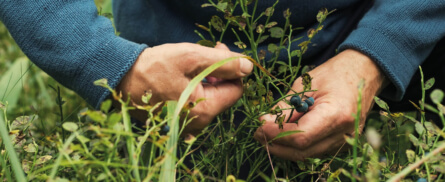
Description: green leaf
xmin=415 ymin=122 xmax=425 ymax=135
xmin=241 ymin=12 xmax=251 ymax=18
xmin=257 ymin=35 xmax=269 ymax=44
xmin=234 ymin=41 xmax=247 ymax=49
xmin=406 ymin=149 xmax=415 ymax=163
xmin=37 ymin=155 xmax=53 ymax=165
xmin=197 ymin=40 xmax=216 ymax=47
xmin=374 ymin=97 xmax=389 ymax=110
xmin=424 ymin=121 xmax=437 ymax=135
xmin=94 ymin=78 xmax=108 ymax=88
xmin=86 ymin=111 xmax=107 ymax=123
xmin=108 ymin=112 xmax=122 ymax=127
xmin=344 ymin=134 xmax=355 ymax=146
xmin=24 ymin=143 xmax=36 ymax=153
xmin=316 ymin=8 xmax=328 ymax=23
xmin=201 ymin=3 xmax=213 ymax=8
xmin=283 ymin=8 xmax=291 ymax=19
xmin=100 ymin=100 xmax=112 ymax=113
xmin=424 ymin=77 xmax=435 ymax=90
xmin=0 ymin=57 xmax=29 ymax=113
xmin=62 ymin=122 xmax=79 ymax=132
xmin=269 ymin=27 xmax=284 ymax=38
xmin=76 ymin=135 xmax=90 ymax=143
xmin=271 ymin=130 xmax=304 ymax=141
xmin=430 ymin=89 xmax=444 ymax=105
xmin=256 ymin=24 xmax=265 ymax=34
xmin=216 ymin=2 xmax=228 ymax=11
xmin=432 ymin=164 xmax=445 ymax=173
xmin=265 ymin=21 xmax=277 ymax=28
xmin=267 ymin=43 xmax=278 ymax=53
xmin=290 ymin=50 xmax=301 ymax=57
xmin=264 ymin=7 xmax=274 ymax=16
xmin=210 ymin=15 xmax=224 ymax=32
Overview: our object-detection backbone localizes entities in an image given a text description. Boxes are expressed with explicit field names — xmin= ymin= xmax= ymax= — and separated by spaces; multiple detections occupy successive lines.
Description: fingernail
xmin=240 ymin=58 xmax=253 ymax=76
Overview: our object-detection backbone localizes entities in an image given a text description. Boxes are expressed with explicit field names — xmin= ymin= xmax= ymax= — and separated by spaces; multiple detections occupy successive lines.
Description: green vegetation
xmin=0 ymin=0 xmax=444 ymax=181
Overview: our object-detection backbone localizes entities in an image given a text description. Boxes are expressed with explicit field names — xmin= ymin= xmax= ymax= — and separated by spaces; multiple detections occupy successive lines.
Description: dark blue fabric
xmin=1 ymin=0 xmax=445 ymax=108
xmin=0 ymin=0 xmax=147 ymax=108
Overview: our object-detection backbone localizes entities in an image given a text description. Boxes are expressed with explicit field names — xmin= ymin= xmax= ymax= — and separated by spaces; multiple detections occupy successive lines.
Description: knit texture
xmin=1 ymin=0 xmax=444 ymax=107
xmin=339 ymin=0 xmax=445 ymax=100
xmin=0 ymin=0 xmax=147 ymax=108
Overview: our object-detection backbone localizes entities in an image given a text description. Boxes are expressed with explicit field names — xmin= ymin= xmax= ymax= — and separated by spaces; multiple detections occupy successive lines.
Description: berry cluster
xmin=290 ymin=95 xmax=314 ymax=113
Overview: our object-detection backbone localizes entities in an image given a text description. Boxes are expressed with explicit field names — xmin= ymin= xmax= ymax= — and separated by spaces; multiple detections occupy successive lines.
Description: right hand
xmin=116 ymin=42 xmax=253 ymax=135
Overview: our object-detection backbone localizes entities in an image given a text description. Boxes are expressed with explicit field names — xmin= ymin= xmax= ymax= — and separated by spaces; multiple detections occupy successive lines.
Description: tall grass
xmin=0 ymin=0 xmax=444 ymax=181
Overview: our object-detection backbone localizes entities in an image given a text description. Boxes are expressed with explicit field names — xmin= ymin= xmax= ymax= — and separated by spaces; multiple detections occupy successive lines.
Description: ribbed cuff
xmin=76 ymin=36 xmax=148 ymax=109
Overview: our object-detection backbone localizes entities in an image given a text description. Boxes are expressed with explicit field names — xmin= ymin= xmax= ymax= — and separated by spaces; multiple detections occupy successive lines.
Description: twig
xmin=315 ymin=142 xmax=346 ymax=182
xmin=261 ymin=127 xmax=278 ymax=182
xmin=388 ymin=142 xmax=445 ymax=182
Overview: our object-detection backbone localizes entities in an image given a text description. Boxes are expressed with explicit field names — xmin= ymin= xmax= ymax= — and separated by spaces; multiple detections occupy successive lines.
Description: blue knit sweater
xmin=1 ymin=1 xmax=444 ymax=108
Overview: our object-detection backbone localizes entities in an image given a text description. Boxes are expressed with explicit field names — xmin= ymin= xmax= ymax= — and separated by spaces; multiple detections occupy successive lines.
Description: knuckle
xmin=293 ymin=135 xmax=311 ymax=149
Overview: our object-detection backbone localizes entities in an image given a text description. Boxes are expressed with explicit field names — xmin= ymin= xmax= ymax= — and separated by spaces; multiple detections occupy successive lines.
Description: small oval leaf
xmin=424 ymin=77 xmax=435 ymax=90
xmin=63 ymin=122 xmax=78 ymax=132
xmin=430 ymin=89 xmax=444 ymax=105
xmin=374 ymin=97 xmax=389 ymax=110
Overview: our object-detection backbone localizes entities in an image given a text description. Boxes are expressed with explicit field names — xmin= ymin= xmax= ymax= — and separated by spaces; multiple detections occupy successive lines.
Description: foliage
xmin=0 ymin=0 xmax=444 ymax=181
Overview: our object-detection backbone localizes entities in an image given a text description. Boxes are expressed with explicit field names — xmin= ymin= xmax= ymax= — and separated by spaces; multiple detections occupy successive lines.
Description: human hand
xmin=254 ymin=49 xmax=387 ymax=161
xmin=116 ymin=42 xmax=253 ymax=135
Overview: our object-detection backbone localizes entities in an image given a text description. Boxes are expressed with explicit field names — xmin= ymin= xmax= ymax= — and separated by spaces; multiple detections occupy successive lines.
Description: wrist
xmin=335 ymin=49 xmax=388 ymax=95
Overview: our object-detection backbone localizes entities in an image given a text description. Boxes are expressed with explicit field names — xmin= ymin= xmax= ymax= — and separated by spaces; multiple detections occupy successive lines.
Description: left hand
xmin=254 ymin=49 xmax=387 ymax=161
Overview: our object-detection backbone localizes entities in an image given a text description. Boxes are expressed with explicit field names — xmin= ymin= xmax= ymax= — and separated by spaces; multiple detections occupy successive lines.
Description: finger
xmin=259 ymin=100 xmax=305 ymax=124
xmin=183 ymin=43 xmax=253 ymax=79
xmin=214 ymin=42 xmax=230 ymax=50
xmin=255 ymin=130 xmax=346 ymax=161
xmin=184 ymin=79 xmax=243 ymax=134
xmin=255 ymin=102 xmax=348 ymax=149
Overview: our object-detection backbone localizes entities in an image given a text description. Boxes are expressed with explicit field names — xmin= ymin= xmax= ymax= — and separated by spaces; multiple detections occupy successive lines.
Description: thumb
xmin=191 ymin=44 xmax=253 ymax=79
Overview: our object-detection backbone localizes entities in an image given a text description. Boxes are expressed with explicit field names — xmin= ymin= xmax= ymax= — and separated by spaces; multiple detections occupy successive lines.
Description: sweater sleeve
xmin=338 ymin=1 xmax=445 ymax=101
xmin=0 ymin=0 xmax=147 ymax=108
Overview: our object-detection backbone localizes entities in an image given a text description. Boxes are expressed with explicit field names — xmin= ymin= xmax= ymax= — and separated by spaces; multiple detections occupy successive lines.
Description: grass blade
xmin=0 ymin=110 xmax=26 ymax=181
xmin=271 ymin=130 xmax=303 ymax=141
xmin=0 ymin=57 xmax=29 ymax=112
xmin=159 ymin=56 xmax=242 ymax=181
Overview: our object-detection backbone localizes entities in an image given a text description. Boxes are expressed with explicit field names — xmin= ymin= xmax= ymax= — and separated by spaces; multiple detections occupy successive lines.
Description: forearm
xmin=0 ymin=1 xmax=147 ymax=108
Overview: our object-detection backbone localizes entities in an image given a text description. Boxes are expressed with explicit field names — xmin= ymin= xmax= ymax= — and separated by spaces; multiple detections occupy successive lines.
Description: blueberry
xmin=202 ymin=78 xmax=208 ymax=83
xmin=290 ymin=95 xmax=302 ymax=106
xmin=305 ymin=97 xmax=315 ymax=106
xmin=162 ymin=125 xmax=170 ymax=133
xmin=417 ymin=178 xmax=427 ymax=182
xmin=296 ymin=102 xmax=308 ymax=113
xmin=160 ymin=125 xmax=170 ymax=135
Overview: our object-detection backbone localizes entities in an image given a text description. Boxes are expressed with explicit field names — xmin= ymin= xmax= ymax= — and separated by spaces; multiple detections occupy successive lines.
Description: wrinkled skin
xmin=254 ymin=49 xmax=387 ymax=161
xmin=116 ymin=42 xmax=253 ymax=135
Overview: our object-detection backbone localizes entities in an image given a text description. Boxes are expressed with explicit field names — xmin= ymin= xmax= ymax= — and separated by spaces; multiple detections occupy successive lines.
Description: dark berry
xmin=296 ymin=102 xmax=308 ymax=113
xmin=305 ymin=97 xmax=315 ymax=106
xmin=162 ymin=125 xmax=170 ymax=133
xmin=290 ymin=95 xmax=302 ymax=106
xmin=202 ymin=78 xmax=208 ymax=83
